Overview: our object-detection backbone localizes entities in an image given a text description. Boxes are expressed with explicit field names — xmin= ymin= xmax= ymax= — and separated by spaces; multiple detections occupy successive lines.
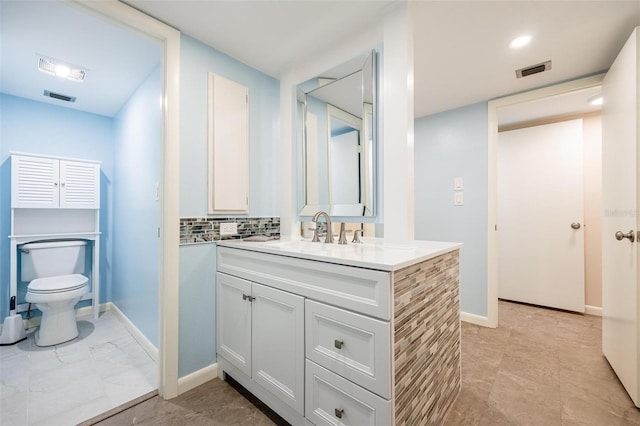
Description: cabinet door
xmin=252 ymin=283 xmax=305 ymax=415
xmin=59 ymin=160 xmax=100 ymax=209
xmin=208 ymin=73 xmax=249 ymax=214
xmin=11 ymin=155 xmax=59 ymax=208
xmin=217 ymin=273 xmax=252 ymax=377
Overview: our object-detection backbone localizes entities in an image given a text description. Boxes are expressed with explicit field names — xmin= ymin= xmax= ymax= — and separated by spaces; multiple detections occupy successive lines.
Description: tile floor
xmin=0 ymin=310 xmax=157 ymax=426
xmin=446 ymin=300 xmax=640 ymax=425
xmin=92 ymin=301 xmax=640 ymax=426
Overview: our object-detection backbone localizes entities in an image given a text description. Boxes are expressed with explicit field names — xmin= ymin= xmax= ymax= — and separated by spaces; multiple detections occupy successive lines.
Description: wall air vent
xmin=516 ymin=60 xmax=552 ymax=78
xmin=43 ymin=90 xmax=76 ymax=103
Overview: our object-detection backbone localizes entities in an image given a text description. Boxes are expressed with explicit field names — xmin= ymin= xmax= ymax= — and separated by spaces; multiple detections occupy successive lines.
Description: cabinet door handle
xmin=334 ymin=408 xmax=344 ymax=419
xmin=53 ymin=182 xmax=58 ymax=186
xmin=242 ymin=294 xmax=255 ymax=302
xmin=334 ymin=339 xmax=344 ymax=349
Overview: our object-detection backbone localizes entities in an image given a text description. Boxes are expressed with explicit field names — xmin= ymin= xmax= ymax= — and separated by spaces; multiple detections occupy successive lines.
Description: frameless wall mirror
xmin=298 ymin=50 xmax=377 ymax=217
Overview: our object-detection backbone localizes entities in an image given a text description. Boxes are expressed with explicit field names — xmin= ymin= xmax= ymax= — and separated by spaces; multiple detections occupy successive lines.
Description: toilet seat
xmin=27 ymin=274 xmax=88 ymax=294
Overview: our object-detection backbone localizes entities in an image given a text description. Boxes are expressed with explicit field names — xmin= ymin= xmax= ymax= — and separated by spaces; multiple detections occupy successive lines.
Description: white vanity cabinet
xmin=216 ymin=272 xmax=305 ymax=415
xmin=216 ymin=240 xmax=461 ymax=426
xmin=11 ymin=154 xmax=100 ymax=209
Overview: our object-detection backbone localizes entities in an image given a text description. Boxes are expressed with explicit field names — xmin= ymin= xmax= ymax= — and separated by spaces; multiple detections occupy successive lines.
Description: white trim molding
xmin=585 ymin=305 xmax=603 ymax=316
xmin=460 ymin=311 xmax=493 ymax=328
xmin=177 ymin=363 xmax=219 ymax=395
xmin=70 ymin=0 xmax=181 ymax=399
xmin=109 ymin=303 xmax=159 ymax=363
xmin=486 ymin=73 xmax=605 ymax=330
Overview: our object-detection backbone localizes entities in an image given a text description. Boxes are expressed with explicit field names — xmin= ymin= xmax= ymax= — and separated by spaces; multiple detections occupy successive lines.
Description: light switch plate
xmin=220 ymin=222 xmax=238 ymax=235
xmin=454 ymin=177 xmax=464 ymax=190
xmin=454 ymin=192 xmax=464 ymax=206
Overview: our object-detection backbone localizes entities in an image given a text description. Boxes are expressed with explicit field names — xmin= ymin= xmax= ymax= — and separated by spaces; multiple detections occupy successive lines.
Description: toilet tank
xmin=21 ymin=240 xmax=87 ymax=282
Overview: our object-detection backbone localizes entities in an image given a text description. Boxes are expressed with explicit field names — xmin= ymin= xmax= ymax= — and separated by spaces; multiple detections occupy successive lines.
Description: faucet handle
xmin=338 ymin=223 xmax=348 ymax=245
xmin=352 ymin=229 xmax=364 ymax=243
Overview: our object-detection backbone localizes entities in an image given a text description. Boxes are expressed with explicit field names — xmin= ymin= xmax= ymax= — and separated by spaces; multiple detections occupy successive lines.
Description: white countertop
xmin=216 ymin=237 xmax=462 ymax=271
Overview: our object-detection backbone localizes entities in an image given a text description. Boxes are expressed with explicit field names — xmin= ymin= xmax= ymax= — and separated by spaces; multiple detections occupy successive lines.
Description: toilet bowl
xmin=26 ymin=274 xmax=89 ymax=346
xmin=20 ymin=240 xmax=89 ymax=347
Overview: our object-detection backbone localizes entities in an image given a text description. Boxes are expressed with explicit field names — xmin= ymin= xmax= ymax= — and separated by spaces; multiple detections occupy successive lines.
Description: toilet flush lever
xmin=20 ymin=248 xmax=30 ymax=254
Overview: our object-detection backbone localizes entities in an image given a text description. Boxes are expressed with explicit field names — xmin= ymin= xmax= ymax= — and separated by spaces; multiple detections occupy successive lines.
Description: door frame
xmin=486 ymin=73 xmax=604 ymax=328
xmin=71 ymin=1 xmax=181 ymax=398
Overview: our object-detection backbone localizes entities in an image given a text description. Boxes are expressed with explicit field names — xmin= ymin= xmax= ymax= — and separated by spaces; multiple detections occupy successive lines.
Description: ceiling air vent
xmin=516 ymin=60 xmax=552 ymax=78
xmin=43 ymin=90 xmax=76 ymax=103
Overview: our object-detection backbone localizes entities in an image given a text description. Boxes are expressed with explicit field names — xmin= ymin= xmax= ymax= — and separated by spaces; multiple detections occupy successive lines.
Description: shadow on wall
xmin=100 ymin=171 xmax=111 ymax=304
xmin=0 ymin=158 xmax=10 ymax=320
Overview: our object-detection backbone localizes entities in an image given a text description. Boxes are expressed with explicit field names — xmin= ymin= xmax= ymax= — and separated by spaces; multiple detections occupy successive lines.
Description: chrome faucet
xmin=312 ymin=211 xmax=334 ymax=243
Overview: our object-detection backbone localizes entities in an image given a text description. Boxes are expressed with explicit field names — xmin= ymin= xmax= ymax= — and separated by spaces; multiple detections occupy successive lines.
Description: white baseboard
xmin=108 ymin=302 xmax=159 ymax=363
xmin=177 ymin=363 xmax=218 ymax=395
xmin=460 ymin=311 xmax=493 ymax=327
xmin=585 ymin=305 xmax=602 ymax=317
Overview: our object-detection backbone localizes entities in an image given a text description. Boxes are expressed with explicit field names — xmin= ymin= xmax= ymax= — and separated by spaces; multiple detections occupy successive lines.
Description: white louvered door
xmin=60 ymin=160 xmax=100 ymax=209
xmin=11 ymin=155 xmax=100 ymax=209
xmin=11 ymin=155 xmax=60 ymax=208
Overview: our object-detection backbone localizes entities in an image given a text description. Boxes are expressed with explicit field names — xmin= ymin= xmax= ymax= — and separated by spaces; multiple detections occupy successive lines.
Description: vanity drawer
xmin=305 ymin=360 xmax=391 ymax=426
xmin=217 ymin=246 xmax=391 ymax=320
xmin=305 ymin=300 xmax=391 ymax=399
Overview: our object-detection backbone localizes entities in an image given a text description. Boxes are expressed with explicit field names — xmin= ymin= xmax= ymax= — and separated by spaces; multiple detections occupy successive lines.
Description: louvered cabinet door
xmin=11 ymin=155 xmax=60 ymax=208
xmin=59 ymin=160 xmax=100 ymax=209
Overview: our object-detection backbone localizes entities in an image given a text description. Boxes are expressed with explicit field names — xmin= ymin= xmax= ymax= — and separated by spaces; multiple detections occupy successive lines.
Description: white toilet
xmin=21 ymin=240 xmax=89 ymax=347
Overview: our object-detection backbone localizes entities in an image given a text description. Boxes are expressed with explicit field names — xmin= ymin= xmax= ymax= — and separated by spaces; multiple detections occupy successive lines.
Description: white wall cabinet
xmin=9 ymin=152 xmax=102 ymax=319
xmin=11 ymin=154 xmax=100 ymax=209
xmin=216 ymin=272 xmax=304 ymax=415
xmin=208 ymin=73 xmax=249 ymax=214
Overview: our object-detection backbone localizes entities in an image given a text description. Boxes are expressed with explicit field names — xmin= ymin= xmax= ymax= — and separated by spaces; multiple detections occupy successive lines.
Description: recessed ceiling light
xmin=588 ymin=95 xmax=603 ymax=106
xmin=510 ymin=35 xmax=532 ymax=49
xmin=54 ymin=64 xmax=71 ymax=78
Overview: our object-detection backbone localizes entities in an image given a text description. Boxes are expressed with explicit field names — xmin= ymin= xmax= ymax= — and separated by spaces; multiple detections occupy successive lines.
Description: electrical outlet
xmin=220 ymin=222 xmax=238 ymax=236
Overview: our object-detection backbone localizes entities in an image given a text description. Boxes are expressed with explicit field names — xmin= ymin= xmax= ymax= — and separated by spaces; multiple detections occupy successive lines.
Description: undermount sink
xmin=221 ymin=237 xmax=462 ymax=272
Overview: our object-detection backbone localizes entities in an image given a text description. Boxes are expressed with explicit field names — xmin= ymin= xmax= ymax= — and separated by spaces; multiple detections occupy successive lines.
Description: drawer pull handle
xmin=334 ymin=339 xmax=344 ymax=349
xmin=242 ymin=294 xmax=255 ymax=302
xmin=335 ymin=408 xmax=344 ymax=419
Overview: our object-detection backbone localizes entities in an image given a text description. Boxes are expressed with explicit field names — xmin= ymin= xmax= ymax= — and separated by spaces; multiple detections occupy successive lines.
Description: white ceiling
xmin=2 ymin=1 xmax=638 ymax=122
xmin=414 ymin=1 xmax=640 ymax=117
xmin=0 ymin=1 xmax=161 ymax=117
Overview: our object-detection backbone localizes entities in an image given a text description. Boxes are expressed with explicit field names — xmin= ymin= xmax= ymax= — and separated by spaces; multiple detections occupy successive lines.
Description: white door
xmin=11 ymin=155 xmax=60 ymax=208
xmin=602 ymin=28 xmax=640 ymax=407
xmin=59 ymin=160 xmax=100 ymax=209
xmin=251 ymin=283 xmax=305 ymax=415
xmin=498 ymin=119 xmax=585 ymax=312
xmin=216 ymin=272 xmax=252 ymax=377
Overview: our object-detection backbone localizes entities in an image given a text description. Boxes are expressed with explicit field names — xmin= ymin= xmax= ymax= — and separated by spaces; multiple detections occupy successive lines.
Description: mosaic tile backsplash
xmin=180 ymin=217 xmax=280 ymax=244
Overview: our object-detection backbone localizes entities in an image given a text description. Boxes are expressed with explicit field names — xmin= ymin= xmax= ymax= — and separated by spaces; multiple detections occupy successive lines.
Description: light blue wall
xmin=0 ymin=93 xmax=114 ymax=319
xmin=179 ymin=34 xmax=280 ymax=218
xmin=112 ymin=67 xmax=161 ymax=346
xmin=178 ymin=243 xmax=216 ymax=377
xmin=414 ymin=102 xmax=489 ymax=317
xmin=178 ymin=34 xmax=281 ymax=377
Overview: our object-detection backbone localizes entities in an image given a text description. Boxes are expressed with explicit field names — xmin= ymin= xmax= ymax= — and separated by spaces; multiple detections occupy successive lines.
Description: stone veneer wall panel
xmin=393 ymin=251 xmax=460 ymax=425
